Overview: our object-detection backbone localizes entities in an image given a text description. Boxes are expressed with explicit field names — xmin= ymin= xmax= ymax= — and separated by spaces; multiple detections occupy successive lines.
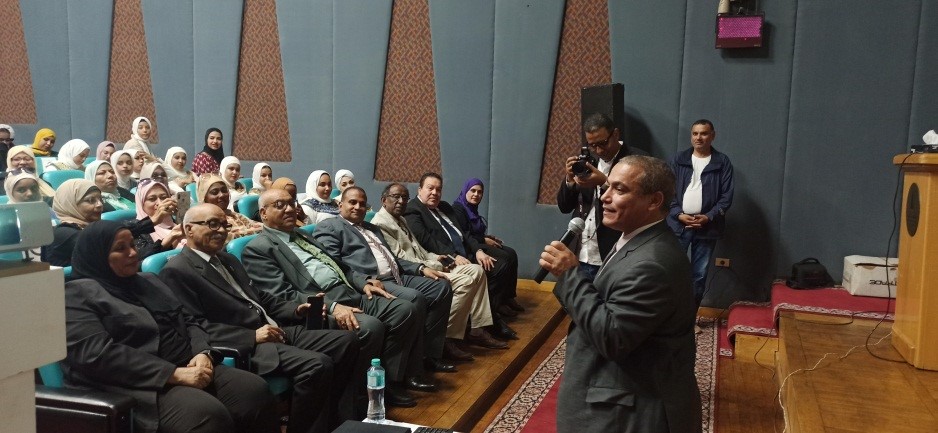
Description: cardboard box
xmin=842 ymin=255 xmax=898 ymax=298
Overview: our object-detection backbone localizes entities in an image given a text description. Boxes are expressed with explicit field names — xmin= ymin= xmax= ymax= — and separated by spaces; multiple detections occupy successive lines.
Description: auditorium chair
xmin=140 ymin=249 xmax=181 ymax=274
xmin=239 ymin=178 xmax=253 ymax=191
xmin=41 ymin=170 xmax=84 ymax=189
xmin=296 ymin=224 xmax=316 ymax=236
xmin=100 ymin=209 xmax=136 ymax=222
xmin=0 ymin=195 xmax=8 ymax=204
xmin=186 ymin=182 xmax=198 ymax=203
xmin=225 ymin=233 xmax=258 ymax=261
xmin=35 ymin=363 xmax=136 ymax=433
xmin=365 ymin=210 xmax=376 ymax=223
xmin=237 ymin=195 xmax=260 ymax=220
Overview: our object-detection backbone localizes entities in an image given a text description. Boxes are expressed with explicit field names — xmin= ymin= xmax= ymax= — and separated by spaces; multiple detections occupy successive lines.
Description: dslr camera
xmin=571 ymin=144 xmax=597 ymax=178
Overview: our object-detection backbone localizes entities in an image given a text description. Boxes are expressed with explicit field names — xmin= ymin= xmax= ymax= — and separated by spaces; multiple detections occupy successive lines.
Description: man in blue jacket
xmin=668 ymin=119 xmax=734 ymax=317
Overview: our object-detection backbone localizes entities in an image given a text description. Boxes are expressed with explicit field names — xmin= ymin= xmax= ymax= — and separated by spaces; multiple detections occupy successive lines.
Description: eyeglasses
xmin=189 ymin=220 xmax=232 ymax=231
xmin=385 ymin=194 xmax=409 ymax=203
xmin=9 ymin=155 xmax=33 ymax=164
xmin=265 ymin=200 xmax=295 ymax=210
xmin=0 ymin=139 xmax=13 ymax=145
xmin=587 ymin=135 xmax=612 ymax=149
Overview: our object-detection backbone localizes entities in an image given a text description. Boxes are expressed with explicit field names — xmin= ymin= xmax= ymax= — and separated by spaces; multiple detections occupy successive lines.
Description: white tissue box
xmin=842 ymin=255 xmax=898 ymax=298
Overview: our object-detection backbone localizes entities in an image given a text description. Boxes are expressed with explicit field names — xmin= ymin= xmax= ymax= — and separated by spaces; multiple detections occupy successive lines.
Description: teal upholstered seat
xmin=186 ymin=182 xmax=198 ymax=202
xmin=100 ymin=209 xmax=136 ymax=222
xmin=237 ymin=195 xmax=259 ymax=220
xmin=41 ymin=170 xmax=83 ymax=189
xmin=239 ymin=178 xmax=253 ymax=191
xmin=140 ymin=249 xmax=182 ymax=274
xmin=225 ymin=234 xmax=258 ymax=261
xmin=38 ymin=363 xmax=65 ymax=388
xmin=296 ymin=224 xmax=316 ymax=236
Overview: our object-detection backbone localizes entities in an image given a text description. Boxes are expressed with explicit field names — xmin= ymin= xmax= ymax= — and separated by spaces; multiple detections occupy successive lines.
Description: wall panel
xmin=908 ymin=1 xmax=938 ymax=147
xmin=19 ymin=0 xmax=71 ymax=140
xmin=193 ymin=0 xmax=243 ymax=157
xmin=66 ymin=0 xmax=113 ymax=144
xmin=142 ymin=0 xmax=194 ymax=150
xmin=489 ymin=0 xmax=569 ymax=278
xmin=1 ymin=0 xmax=37 ymax=125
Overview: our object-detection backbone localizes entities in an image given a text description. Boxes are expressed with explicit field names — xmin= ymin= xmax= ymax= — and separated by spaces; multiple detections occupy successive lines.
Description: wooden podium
xmin=891 ymin=153 xmax=938 ymax=370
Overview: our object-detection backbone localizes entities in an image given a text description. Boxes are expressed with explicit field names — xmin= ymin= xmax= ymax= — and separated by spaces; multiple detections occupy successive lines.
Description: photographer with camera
xmin=557 ymin=113 xmax=639 ymax=280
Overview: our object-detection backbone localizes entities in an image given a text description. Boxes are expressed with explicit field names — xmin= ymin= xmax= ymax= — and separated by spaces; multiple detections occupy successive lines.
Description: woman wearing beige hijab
xmin=46 ymin=179 xmax=104 ymax=266
xmin=2 ymin=145 xmax=56 ymax=197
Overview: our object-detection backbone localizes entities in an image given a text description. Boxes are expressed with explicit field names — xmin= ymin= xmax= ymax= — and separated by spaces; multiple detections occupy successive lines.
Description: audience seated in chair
xmin=32 ymin=128 xmax=58 ymax=158
xmin=198 ymin=174 xmax=262 ymax=242
xmin=313 ymin=186 xmax=456 ymax=374
xmin=372 ymin=183 xmax=507 ymax=360
xmin=133 ymin=178 xmax=184 ymax=260
xmin=1 ymin=145 xmax=55 ymax=197
xmin=86 ymin=160 xmax=135 ymax=212
xmin=159 ymin=203 xmax=361 ymax=433
xmin=109 ymin=150 xmax=139 ymax=191
xmin=96 ymin=141 xmax=116 ymax=164
xmin=301 ymin=170 xmax=340 ymax=224
xmin=123 ymin=116 xmax=159 ymax=162
xmin=192 ymin=127 xmax=225 ymax=177
xmin=63 ymin=220 xmax=280 ymax=433
xmin=219 ymin=156 xmax=246 ymax=210
xmin=404 ymin=172 xmax=518 ymax=340
xmin=241 ymin=189 xmax=430 ymax=408
xmin=270 ymin=177 xmax=308 ymax=224
xmin=249 ymin=162 xmax=273 ymax=195
xmin=43 ymin=139 xmax=90 ymax=172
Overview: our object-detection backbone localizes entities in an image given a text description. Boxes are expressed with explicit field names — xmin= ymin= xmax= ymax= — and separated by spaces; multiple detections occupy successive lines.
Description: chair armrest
xmin=214 ymin=345 xmax=251 ymax=370
xmin=35 ymin=385 xmax=135 ymax=433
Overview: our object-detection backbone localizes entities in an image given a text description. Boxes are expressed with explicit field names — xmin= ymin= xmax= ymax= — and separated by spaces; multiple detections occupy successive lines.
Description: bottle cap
xmin=371 ymin=358 xmax=381 ymax=366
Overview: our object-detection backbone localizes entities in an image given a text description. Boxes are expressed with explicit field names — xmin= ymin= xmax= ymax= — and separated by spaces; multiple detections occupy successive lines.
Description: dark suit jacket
xmin=312 ymin=217 xmax=423 ymax=277
xmin=555 ymin=145 xmax=632 ymax=260
xmin=63 ymin=274 xmax=217 ymax=433
xmin=404 ymin=199 xmax=480 ymax=257
xmin=159 ymin=247 xmax=303 ymax=374
xmin=553 ymin=221 xmax=701 ymax=433
xmin=241 ymin=228 xmax=371 ymax=308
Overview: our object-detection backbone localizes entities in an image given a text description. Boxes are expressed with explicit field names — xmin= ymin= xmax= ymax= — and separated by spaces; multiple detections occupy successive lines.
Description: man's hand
xmin=255 ymin=324 xmax=286 ymax=344
xmin=484 ymin=235 xmax=503 ymax=248
xmin=454 ymin=255 xmax=472 ymax=266
xmin=679 ymin=214 xmax=709 ymax=229
xmin=421 ymin=267 xmax=448 ymax=281
xmin=364 ymin=281 xmax=395 ymax=300
xmin=539 ymin=241 xmax=578 ymax=276
xmin=168 ymin=366 xmax=213 ymax=389
xmin=476 ymin=250 xmax=497 ymax=271
xmin=332 ymin=304 xmax=362 ymax=330
xmin=188 ymin=353 xmax=214 ymax=370
xmin=572 ymin=163 xmax=607 ymax=189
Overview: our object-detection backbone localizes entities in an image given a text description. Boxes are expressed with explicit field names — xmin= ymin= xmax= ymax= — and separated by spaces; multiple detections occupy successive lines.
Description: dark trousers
xmin=476 ymin=244 xmax=518 ymax=315
xmin=381 ymin=275 xmax=452 ymax=363
xmin=158 ymin=365 xmax=279 ymax=433
xmin=355 ymin=290 xmax=421 ymax=382
xmin=262 ymin=326 xmax=359 ymax=433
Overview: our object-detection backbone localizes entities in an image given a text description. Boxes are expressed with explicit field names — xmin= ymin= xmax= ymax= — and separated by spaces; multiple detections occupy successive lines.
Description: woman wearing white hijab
xmin=334 ymin=169 xmax=355 ymax=197
xmin=163 ymin=146 xmax=196 ymax=191
xmin=44 ymin=139 xmax=91 ymax=172
xmin=249 ymin=162 xmax=272 ymax=194
xmin=218 ymin=156 xmax=246 ymax=210
xmin=301 ymin=170 xmax=340 ymax=223
xmin=109 ymin=150 xmax=138 ymax=190
xmin=123 ymin=116 xmax=159 ymax=162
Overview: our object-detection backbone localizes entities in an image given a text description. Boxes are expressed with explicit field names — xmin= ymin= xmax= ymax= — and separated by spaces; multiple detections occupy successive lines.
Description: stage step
xmin=775 ymin=311 xmax=938 ymax=433
xmin=386 ymin=280 xmax=565 ymax=431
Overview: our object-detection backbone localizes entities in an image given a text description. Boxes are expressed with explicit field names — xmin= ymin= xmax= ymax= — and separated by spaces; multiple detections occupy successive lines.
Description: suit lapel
xmin=267 ymin=230 xmax=317 ymax=287
xmin=181 ymin=248 xmax=245 ymax=302
xmin=597 ymin=221 xmax=669 ymax=283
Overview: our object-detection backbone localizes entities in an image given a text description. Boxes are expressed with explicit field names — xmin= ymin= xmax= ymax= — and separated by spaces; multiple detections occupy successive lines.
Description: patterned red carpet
xmin=484 ymin=318 xmax=719 ymax=433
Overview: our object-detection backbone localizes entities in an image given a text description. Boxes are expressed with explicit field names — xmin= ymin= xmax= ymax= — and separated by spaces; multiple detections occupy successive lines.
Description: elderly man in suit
xmin=314 ymin=186 xmax=459 ymax=370
xmin=158 ymin=203 xmax=360 ymax=433
xmin=240 ymin=189 xmax=431 ymax=408
xmin=372 ymin=182 xmax=506 ymax=361
xmin=404 ymin=172 xmax=517 ymax=340
xmin=539 ymin=155 xmax=701 ymax=433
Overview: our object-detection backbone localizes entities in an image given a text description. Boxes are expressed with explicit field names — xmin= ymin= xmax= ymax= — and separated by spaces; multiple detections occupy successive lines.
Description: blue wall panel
xmin=66 ymin=0 xmax=113 ymax=144
xmin=143 ymin=0 xmax=194 ymax=151
xmin=277 ymin=0 xmax=334 ymax=178
xmin=19 ymin=0 xmax=72 ymax=140
xmin=908 ymin=1 xmax=938 ymax=146
xmin=678 ymin=0 xmax=797 ymax=301
xmin=781 ymin=0 xmax=919 ymax=280
xmin=193 ymin=0 xmax=243 ymax=157
xmin=429 ymin=0 xmax=496 ymax=212
xmin=332 ymin=0 xmax=393 ymax=199
xmin=489 ymin=0 xmax=568 ymax=278
xmin=609 ymin=0 xmax=687 ymax=157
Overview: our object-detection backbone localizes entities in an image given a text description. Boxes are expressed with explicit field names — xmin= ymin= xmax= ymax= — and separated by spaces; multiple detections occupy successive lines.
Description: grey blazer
xmin=312 ymin=217 xmax=423 ymax=277
xmin=241 ymin=228 xmax=371 ymax=308
xmin=553 ymin=221 xmax=702 ymax=433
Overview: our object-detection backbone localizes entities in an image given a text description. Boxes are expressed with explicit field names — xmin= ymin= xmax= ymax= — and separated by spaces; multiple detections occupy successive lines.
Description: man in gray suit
xmin=313 ymin=186 xmax=455 ymax=373
xmin=241 ymin=189 xmax=431 ymax=408
xmin=539 ymin=155 xmax=701 ymax=433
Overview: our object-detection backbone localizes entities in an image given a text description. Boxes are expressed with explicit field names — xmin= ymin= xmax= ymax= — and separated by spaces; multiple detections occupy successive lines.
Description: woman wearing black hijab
xmin=191 ymin=128 xmax=226 ymax=177
xmin=62 ymin=220 xmax=279 ymax=433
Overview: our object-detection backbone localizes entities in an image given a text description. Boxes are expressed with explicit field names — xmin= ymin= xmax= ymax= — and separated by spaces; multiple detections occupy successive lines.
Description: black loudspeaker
xmin=580 ymin=83 xmax=625 ymax=144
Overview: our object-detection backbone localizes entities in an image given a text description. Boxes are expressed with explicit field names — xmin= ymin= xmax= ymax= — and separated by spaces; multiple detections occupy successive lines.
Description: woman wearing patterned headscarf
xmin=44 ymin=139 xmax=91 ymax=172
xmin=192 ymin=127 xmax=225 ymax=176
xmin=31 ymin=128 xmax=57 ymax=157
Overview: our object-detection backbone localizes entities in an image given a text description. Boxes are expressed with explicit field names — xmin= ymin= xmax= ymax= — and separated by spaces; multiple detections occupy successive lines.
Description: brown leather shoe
xmin=443 ymin=339 xmax=474 ymax=361
xmin=466 ymin=329 xmax=509 ymax=349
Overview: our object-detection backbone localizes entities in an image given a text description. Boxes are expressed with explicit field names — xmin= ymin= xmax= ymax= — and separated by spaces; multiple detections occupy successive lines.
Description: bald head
xmin=184 ymin=203 xmax=229 ymax=255
xmin=259 ymin=189 xmax=298 ymax=232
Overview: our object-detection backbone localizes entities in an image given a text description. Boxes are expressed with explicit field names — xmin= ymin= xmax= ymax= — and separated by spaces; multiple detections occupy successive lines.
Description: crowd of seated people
xmin=0 ymin=119 xmax=527 ymax=433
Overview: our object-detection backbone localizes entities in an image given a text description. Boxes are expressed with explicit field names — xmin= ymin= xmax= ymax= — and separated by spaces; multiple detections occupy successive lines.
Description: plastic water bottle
xmin=366 ymin=358 xmax=386 ymax=423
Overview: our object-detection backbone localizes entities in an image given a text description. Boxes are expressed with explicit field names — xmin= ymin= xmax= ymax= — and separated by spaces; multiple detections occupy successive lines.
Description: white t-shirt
xmin=578 ymin=157 xmax=613 ymax=265
xmin=681 ymin=154 xmax=711 ymax=215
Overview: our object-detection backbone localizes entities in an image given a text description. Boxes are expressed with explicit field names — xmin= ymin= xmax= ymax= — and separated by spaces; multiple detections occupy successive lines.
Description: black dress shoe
xmin=443 ymin=339 xmax=475 ymax=361
xmin=490 ymin=321 xmax=519 ymax=341
xmin=406 ymin=376 xmax=438 ymax=392
xmin=385 ymin=387 xmax=417 ymax=407
xmin=498 ymin=304 xmax=518 ymax=318
xmin=424 ymin=358 xmax=458 ymax=373
xmin=466 ymin=329 xmax=509 ymax=349
xmin=505 ymin=298 xmax=526 ymax=312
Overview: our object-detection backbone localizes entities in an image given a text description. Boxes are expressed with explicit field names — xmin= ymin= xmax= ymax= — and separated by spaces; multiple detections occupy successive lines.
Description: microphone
xmin=533 ymin=217 xmax=585 ymax=284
